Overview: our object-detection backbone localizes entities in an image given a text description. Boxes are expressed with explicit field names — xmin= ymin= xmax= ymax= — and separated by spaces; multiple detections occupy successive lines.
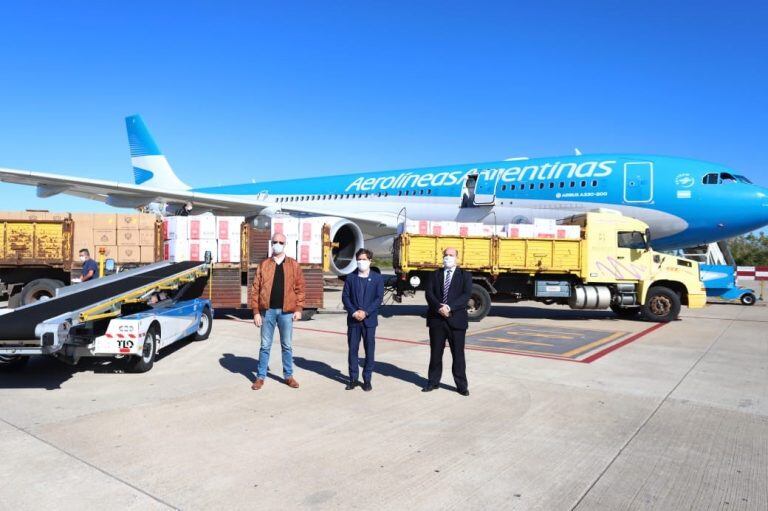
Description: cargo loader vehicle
xmin=391 ymin=212 xmax=706 ymax=322
xmin=0 ymin=259 xmax=213 ymax=372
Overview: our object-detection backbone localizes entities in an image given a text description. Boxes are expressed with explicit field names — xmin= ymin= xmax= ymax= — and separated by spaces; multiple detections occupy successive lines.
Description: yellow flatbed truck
xmin=392 ymin=212 xmax=706 ymax=322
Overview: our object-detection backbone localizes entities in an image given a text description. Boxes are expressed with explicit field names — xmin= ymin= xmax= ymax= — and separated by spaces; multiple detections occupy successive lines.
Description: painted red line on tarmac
xmin=580 ymin=322 xmax=666 ymax=363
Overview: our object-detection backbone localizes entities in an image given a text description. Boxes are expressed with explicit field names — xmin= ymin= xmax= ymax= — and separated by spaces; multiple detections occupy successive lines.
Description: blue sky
xmin=0 ymin=1 xmax=766 ymax=212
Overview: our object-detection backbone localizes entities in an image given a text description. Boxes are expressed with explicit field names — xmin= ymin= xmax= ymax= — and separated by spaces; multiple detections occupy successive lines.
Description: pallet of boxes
xmin=244 ymin=216 xmax=326 ymax=320
xmin=162 ymin=214 xmax=245 ymax=310
xmin=71 ymin=212 xmax=162 ymax=272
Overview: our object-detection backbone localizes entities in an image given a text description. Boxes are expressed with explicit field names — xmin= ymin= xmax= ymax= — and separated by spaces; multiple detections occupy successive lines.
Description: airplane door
xmin=473 ymin=171 xmax=497 ymax=205
xmin=623 ymin=162 xmax=653 ymax=203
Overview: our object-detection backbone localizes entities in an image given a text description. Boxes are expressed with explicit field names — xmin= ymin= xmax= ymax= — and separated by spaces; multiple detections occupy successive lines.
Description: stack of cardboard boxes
xmin=72 ymin=213 xmax=159 ymax=264
xmin=163 ymin=214 xmax=244 ymax=263
xmin=270 ymin=216 xmax=324 ymax=264
xmin=399 ymin=218 xmax=581 ymax=240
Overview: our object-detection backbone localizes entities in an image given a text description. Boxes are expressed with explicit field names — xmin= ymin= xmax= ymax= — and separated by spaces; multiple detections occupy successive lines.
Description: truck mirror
xmin=204 ymin=250 xmax=212 ymax=264
xmin=645 ymin=228 xmax=652 ymax=250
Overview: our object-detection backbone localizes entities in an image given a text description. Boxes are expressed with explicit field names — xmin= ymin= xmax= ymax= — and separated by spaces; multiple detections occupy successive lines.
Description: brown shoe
xmin=285 ymin=376 xmax=300 ymax=388
xmin=251 ymin=378 xmax=264 ymax=390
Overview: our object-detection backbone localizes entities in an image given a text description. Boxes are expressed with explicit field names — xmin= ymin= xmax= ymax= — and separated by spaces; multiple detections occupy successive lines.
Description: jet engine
xmin=312 ymin=217 xmax=364 ymax=275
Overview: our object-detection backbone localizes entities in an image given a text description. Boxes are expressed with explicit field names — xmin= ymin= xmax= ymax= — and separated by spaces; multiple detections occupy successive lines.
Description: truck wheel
xmin=126 ymin=329 xmax=157 ymax=373
xmin=20 ymin=279 xmax=65 ymax=306
xmin=0 ymin=355 xmax=29 ymax=371
xmin=610 ymin=304 xmax=641 ymax=318
xmin=740 ymin=293 xmax=756 ymax=306
xmin=467 ymin=284 xmax=491 ymax=322
xmin=642 ymin=286 xmax=681 ymax=322
xmin=194 ymin=307 xmax=213 ymax=340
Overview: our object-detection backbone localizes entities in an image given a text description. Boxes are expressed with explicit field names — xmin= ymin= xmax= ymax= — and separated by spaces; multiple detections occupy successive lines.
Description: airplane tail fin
xmin=125 ymin=115 xmax=190 ymax=190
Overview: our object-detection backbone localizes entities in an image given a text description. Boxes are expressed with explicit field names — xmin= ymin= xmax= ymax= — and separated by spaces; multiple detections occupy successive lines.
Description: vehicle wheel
xmin=467 ymin=283 xmax=492 ymax=322
xmin=194 ymin=307 xmax=213 ymax=340
xmin=641 ymin=286 xmax=681 ymax=322
xmin=301 ymin=309 xmax=317 ymax=321
xmin=610 ymin=304 xmax=641 ymax=318
xmin=8 ymin=293 xmax=22 ymax=308
xmin=19 ymin=279 xmax=65 ymax=306
xmin=740 ymin=293 xmax=757 ymax=306
xmin=0 ymin=355 xmax=30 ymax=371
xmin=126 ymin=329 xmax=157 ymax=373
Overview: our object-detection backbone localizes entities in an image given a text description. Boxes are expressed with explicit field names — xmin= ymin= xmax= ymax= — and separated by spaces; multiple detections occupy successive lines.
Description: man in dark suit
xmin=423 ymin=246 xmax=473 ymax=396
xmin=341 ymin=248 xmax=385 ymax=391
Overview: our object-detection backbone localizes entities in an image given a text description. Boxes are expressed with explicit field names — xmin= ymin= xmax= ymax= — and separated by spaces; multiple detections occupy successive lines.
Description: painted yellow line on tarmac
xmin=560 ymin=331 xmax=626 ymax=358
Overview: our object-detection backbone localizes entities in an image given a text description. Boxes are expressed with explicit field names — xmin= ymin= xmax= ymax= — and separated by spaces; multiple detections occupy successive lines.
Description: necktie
xmin=443 ymin=269 xmax=453 ymax=303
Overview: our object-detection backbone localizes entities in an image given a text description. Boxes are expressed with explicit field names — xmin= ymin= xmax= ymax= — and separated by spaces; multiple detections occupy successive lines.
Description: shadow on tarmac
xmin=291 ymin=356 xmax=456 ymax=391
xmin=380 ymin=303 xmax=620 ymax=321
xmin=218 ymin=353 xmax=285 ymax=384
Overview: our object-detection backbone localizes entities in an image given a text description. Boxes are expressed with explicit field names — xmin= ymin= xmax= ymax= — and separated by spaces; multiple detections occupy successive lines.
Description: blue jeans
xmin=257 ymin=308 xmax=294 ymax=379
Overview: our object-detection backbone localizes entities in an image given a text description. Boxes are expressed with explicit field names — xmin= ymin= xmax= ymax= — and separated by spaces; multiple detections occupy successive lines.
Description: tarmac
xmin=0 ymin=289 xmax=766 ymax=510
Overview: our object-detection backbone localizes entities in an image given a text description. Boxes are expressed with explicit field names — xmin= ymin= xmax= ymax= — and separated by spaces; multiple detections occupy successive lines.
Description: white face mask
xmin=443 ymin=255 xmax=456 ymax=269
xmin=357 ymin=259 xmax=371 ymax=272
xmin=271 ymin=242 xmax=284 ymax=255
xmin=79 ymin=256 xmax=86 ymax=262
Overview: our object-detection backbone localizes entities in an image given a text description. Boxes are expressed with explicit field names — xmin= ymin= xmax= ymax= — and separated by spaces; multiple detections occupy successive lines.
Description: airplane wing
xmin=0 ymin=167 xmax=399 ymax=230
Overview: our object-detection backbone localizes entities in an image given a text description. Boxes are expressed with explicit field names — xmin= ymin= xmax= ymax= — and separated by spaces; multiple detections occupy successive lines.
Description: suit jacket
xmin=425 ymin=267 xmax=473 ymax=330
xmin=341 ymin=270 xmax=385 ymax=327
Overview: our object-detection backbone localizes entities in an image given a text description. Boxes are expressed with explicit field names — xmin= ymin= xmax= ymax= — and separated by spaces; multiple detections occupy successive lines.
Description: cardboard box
xmin=116 ymin=229 xmax=140 ymax=246
xmin=297 ymin=241 xmax=323 ymax=264
xmin=271 ymin=216 xmax=300 ymax=238
xmin=117 ymin=213 xmax=140 ymax=230
xmin=216 ymin=216 xmax=245 ymax=241
xmin=21 ymin=211 xmax=51 ymax=221
xmin=71 ymin=213 xmax=94 ymax=233
xmin=506 ymin=224 xmax=536 ymax=239
xmin=139 ymin=229 xmax=156 ymax=246
xmin=430 ymin=221 xmax=459 ymax=236
xmin=140 ymin=246 xmax=157 ymax=263
xmin=93 ymin=213 xmax=117 ymax=230
xmin=164 ymin=239 xmax=190 ymax=262
xmin=117 ymin=245 xmax=141 ymax=263
xmin=73 ymin=232 xmax=95 ymax=255
xmin=458 ymin=223 xmax=486 ymax=237
xmin=533 ymin=218 xmax=557 ymax=228
xmin=163 ymin=217 xmax=188 ymax=240
xmin=49 ymin=211 xmax=69 ymax=221
xmin=94 ymin=245 xmax=118 ymax=260
xmin=398 ymin=220 xmax=430 ymax=235
xmin=188 ymin=215 xmax=217 ymax=240
xmin=556 ymin=225 xmax=581 ymax=239
xmin=190 ymin=239 xmax=218 ymax=262
xmin=138 ymin=213 xmax=159 ymax=230
xmin=299 ymin=219 xmax=324 ymax=242
xmin=93 ymin=229 xmax=117 ymax=245
xmin=217 ymin=241 xmax=240 ymax=263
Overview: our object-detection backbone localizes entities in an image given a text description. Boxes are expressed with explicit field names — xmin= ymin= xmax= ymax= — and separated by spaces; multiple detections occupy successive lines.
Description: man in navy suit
xmin=341 ymin=248 xmax=385 ymax=391
xmin=423 ymin=247 xmax=473 ymax=396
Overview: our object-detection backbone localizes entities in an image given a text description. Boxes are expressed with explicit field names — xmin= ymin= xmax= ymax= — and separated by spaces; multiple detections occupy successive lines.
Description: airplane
xmin=1 ymin=114 xmax=767 ymax=275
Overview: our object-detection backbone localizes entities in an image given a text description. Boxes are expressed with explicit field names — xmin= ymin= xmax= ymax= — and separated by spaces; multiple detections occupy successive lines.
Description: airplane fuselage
xmin=193 ymin=154 xmax=768 ymax=250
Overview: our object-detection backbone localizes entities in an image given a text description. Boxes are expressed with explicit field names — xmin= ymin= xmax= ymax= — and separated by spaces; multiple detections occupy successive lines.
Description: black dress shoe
xmin=421 ymin=385 xmax=438 ymax=392
xmin=458 ymin=389 xmax=470 ymax=396
xmin=362 ymin=382 xmax=372 ymax=392
xmin=345 ymin=381 xmax=359 ymax=390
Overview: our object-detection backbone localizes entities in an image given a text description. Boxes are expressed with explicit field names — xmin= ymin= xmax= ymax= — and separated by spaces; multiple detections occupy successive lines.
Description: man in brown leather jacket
xmin=249 ymin=232 xmax=306 ymax=390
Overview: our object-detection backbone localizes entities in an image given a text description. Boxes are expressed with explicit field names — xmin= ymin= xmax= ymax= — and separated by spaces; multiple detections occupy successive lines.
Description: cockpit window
xmin=702 ymin=172 xmax=749 ymax=185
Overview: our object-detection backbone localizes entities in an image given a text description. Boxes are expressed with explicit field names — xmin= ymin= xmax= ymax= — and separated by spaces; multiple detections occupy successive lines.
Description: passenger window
xmin=511 ymin=184 xmax=516 ymax=191
xmin=501 ymin=185 xmax=507 ymax=191
xmin=539 ymin=182 xmax=544 ymax=189
xmin=580 ymin=180 xmax=586 ymax=187
xmin=618 ymin=231 xmax=646 ymax=249
xmin=559 ymin=182 xmax=565 ymax=188
xmin=549 ymin=182 xmax=554 ymax=189
xmin=591 ymin=180 xmax=597 ymax=187
xmin=569 ymin=182 xmax=575 ymax=188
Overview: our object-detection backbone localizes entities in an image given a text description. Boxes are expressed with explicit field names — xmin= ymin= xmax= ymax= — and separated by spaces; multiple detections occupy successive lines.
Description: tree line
xmin=729 ymin=233 xmax=768 ymax=266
